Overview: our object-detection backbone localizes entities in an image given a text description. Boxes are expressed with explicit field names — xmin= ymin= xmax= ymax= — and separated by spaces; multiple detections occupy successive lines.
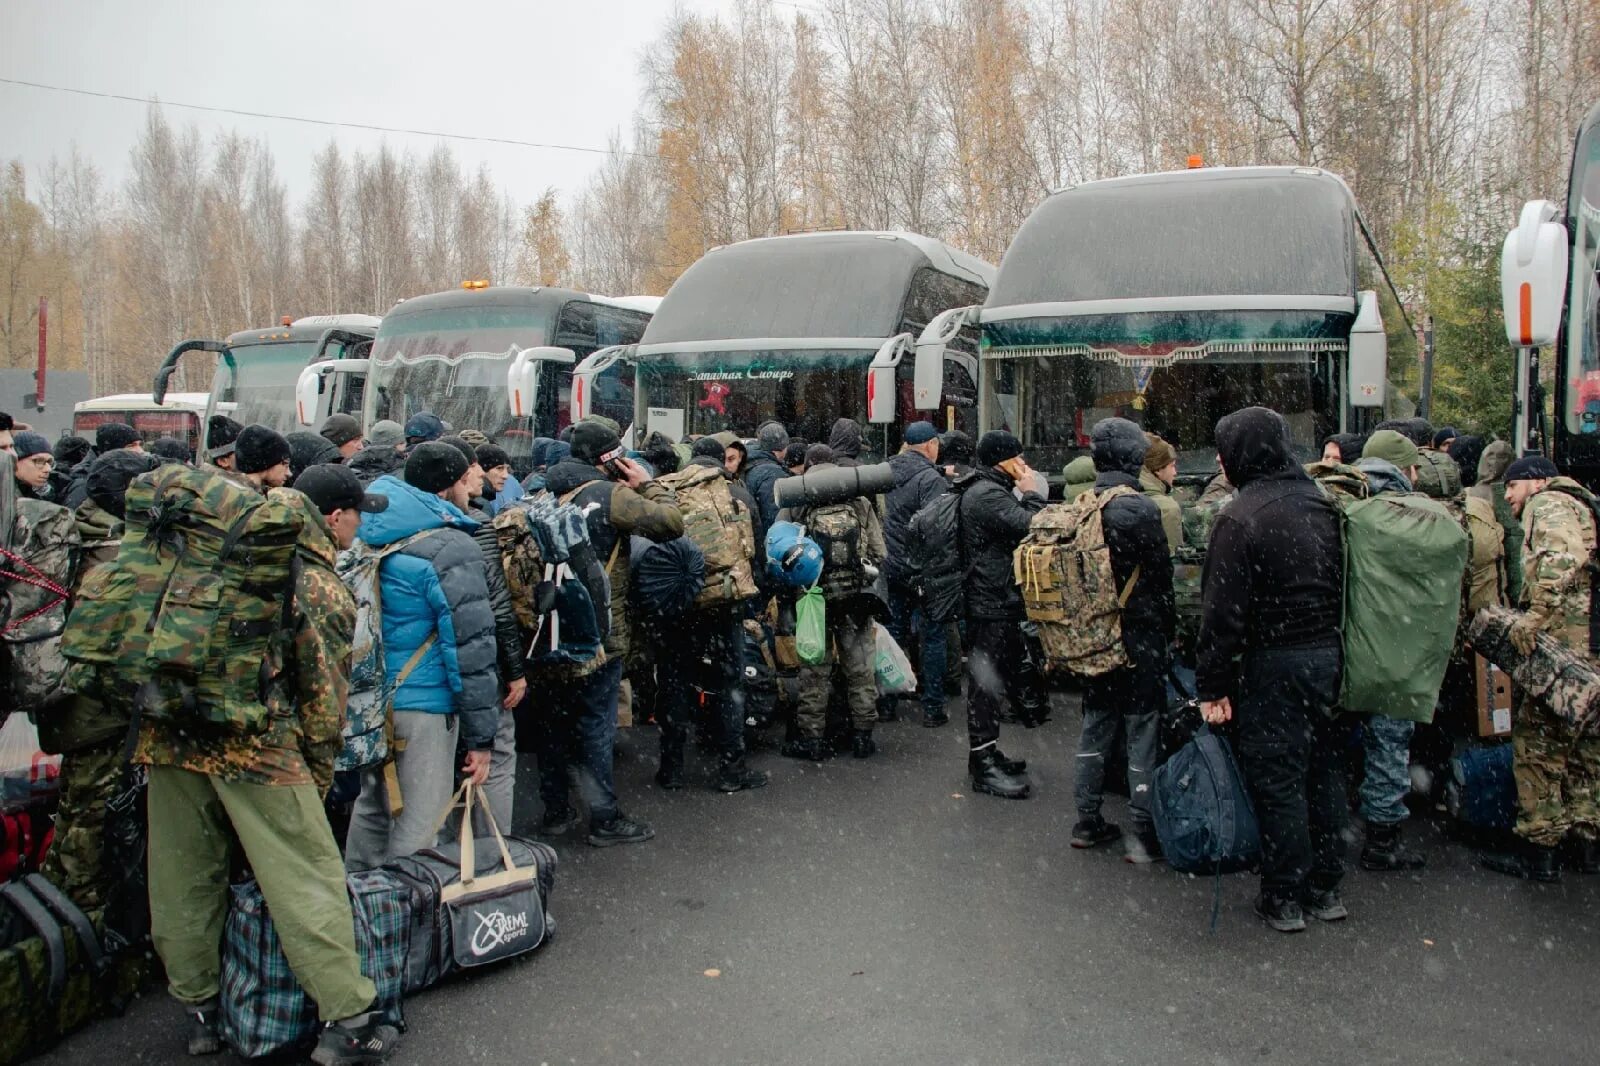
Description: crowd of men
xmin=1 ymin=392 xmax=1594 ymax=1060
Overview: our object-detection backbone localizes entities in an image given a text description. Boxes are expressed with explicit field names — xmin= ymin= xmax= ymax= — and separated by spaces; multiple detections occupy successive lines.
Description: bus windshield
xmin=636 ymin=348 xmax=882 ymax=460
xmin=983 ymin=347 xmax=1342 ymax=478
xmin=369 ymin=353 xmax=542 ymax=466
xmin=211 ymin=341 xmax=320 ymax=434
xmin=1567 ymin=119 xmax=1600 ymax=435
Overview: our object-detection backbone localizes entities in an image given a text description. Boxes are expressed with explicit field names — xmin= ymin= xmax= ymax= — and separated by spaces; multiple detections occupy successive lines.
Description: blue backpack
xmin=1151 ymin=727 xmax=1261 ymax=876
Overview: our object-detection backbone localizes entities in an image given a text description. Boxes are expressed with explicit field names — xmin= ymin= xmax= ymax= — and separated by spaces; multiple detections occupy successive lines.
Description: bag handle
xmin=428 ymin=779 xmax=536 ymax=903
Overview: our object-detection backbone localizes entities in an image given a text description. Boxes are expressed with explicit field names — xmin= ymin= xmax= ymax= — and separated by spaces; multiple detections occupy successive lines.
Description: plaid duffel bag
xmin=220 ymin=869 xmax=408 ymax=1060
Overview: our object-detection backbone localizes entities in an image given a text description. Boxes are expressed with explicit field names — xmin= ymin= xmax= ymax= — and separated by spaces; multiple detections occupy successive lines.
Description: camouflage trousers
xmin=1514 ymin=695 xmax=1600 ymax=847
xmin=795 ymin=610 xmax=877 ymax=738
xmin=41 ymin=742 xmax=124 ymax=911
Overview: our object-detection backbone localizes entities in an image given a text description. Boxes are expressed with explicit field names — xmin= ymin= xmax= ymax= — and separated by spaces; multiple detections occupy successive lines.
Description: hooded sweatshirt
xmin=357 ymin=474 xmax=500 ymax=749
xmin=1062 ymin=455 xmax=1097 ymax=501
xmin=827 ymin=418 xmax=866 ymax=468
xmin=1195 ymin=407 xmax=1343 ymax=701
xmin=1353 ymin=456 xmax=1413 ymax=496
xmin=1091 ymin=419 xmax=1175 ymax=659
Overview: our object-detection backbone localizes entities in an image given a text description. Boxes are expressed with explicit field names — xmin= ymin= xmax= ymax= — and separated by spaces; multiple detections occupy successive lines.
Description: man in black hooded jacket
xmin=1071 ymin=419 xmax=1175 ymax=862
xmin=1197 ymin=406 xmax=1347 ymax=933
xmin=959 ymin=431 xmax=1049 ymax=798
xmin=828 ymin=417 xmax=866 ymax=468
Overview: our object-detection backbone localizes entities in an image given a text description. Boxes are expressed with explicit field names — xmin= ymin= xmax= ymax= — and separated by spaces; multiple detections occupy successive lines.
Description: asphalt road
xmin=35 ymin=691 xmax=1600 ymax=1065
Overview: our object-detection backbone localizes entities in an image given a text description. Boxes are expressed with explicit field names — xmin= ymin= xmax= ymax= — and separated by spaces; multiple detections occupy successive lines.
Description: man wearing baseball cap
xmin=404 ymin=412 xmax=446 ymax=450
xmin=1483 ymin=455 xmax=1600 ymax=883
xmin=293 ymin=464 xmax=388 ymax=550
xmin=883 ymin=421 xmax=952 ymax=727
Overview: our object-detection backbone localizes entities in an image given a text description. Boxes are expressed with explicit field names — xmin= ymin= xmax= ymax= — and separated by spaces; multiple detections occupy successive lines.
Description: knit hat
xmin=476 ymin=444 xmax=511 ymax=471
xmin=235 ymin=425 xmax=292 ymax=474
xmin=12 ymin=431 xmax=51 ymax=460
xmin=404 ymin=412 xmax=446 ymax=444
xmin=286 ymin=431 xmax=342 ymax=484
xmin=940 ymin=430 xmax=975 ymax=466
xmin=782 ymin=442 xmax=809 ymax=468
xmin=207 ymin=416 xmax=243 ymax=459
xmin=579 ymin=413 xmax=622 ymax=437
xmin=692 ymin=436 xmax=726 ymax=460
xmin=976 ymin=430 xmax=1024 ymax=467
xmin=1361 ymin=429 xmax=1420 ymax=471
xmin=319 ymin=413 xmax=362 ymax=448
xmin=438 ymin=435 xmax=481 ymax=472
xmin=95 ymin=423 xmax=139 ymax=453
xmin=571 ymin=421 xmax=623 ymax=465
xmin=53 ymin=435 xmax=91 ymax=466
xmin=367 ymin=420 xmax=404 ymax=450
xmin=904 ymin=421 xmax=938 ymax=446
xmin=1142 ymin=433 xmax=1176 ymax=473
xmin=86 ymin=449 xmax=161 ymax=519
xmin=757 ymin=421 xmax=790 ymax=453
xmin=458 ymin=428 xmax=490 ymax=448
xmin=804 ymin=444 xmax=834 ymax=468
xmin=1503 ymin=455 xmax=1560 ymax=483
xmin=148 ymin=437 xmax=193 ymax=465
xmin=1432 ymin=426 xmax=1459 ymax=449
xmin=404 ymin=441 xmax=469 ymax=494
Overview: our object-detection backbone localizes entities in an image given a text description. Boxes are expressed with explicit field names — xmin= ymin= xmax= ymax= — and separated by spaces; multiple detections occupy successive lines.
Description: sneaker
xmin=1254 ymin=894 xmax=1307 ymax=933
xmin=1124 ymin=828 xmax=1164 ymax=865
xmin=1300 ymin=887 xmax=1349 ymax=922
xmin=538 ymin=807 xmax=578 ymax=837
xmin=1070 ymin=817 xmax=1122 ymax=850
xmin=185 ymin=998 xmax=223 ymax=1056
xmin=311 ymin=1012 xmax=401 ymax=1065
xmin=588 ymin=813 xmax=656 ymax=848
xmin=715 ymin=766 xmax=770 ymax=793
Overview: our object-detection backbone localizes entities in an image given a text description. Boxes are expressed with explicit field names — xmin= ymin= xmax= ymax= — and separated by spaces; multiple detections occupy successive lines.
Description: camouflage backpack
xmin=336 ymin=531 xmax=442 ymax=791
xmin=1014 ymin=485 xmax=1141 ymax=677
xmin=1414 ymin=449 xmax=1463 ymax=501
xmin=61 ymin=465 xmax=304 ymax=737
xmin=656 ymin=463 xmax=756 ymax=609
xmin=0 ymin=498 xmax=81 ymax=717
xmin=802 ymin=500 xmax=867 ymax=598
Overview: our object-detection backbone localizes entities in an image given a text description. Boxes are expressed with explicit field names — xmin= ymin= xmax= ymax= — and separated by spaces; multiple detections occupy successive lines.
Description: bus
xmin=152 ymin=314 xmax=379 ymax=453
xmin=571 ymin=231 xmax=994 ymax=462
xmin=73 ymin=392 xmax=209 ymax=454
xmin=913 ymin=165 xmax=1410 ymax=484
xmin=363 ymin=285 xmax=657 ymax=477
xmin=1502 ymin=100 xmax=1600 ymax=483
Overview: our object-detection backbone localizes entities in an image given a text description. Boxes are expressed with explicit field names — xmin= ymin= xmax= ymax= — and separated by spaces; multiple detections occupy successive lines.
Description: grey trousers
xmin=475 ymin=709 xmax=518 ymax=838
xmin=345 ymin=710 xmax=459 ymax=871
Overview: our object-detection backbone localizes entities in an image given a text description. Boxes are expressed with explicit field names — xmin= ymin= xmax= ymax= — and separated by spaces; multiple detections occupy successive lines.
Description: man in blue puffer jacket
xmin=345 ymin=442 xmax=502 ymax=869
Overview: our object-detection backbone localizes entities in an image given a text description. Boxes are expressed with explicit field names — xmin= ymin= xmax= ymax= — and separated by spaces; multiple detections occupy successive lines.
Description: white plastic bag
xmin=0 ymin=713 xmax=59 ymax=811
xmin=874 ymin=622 xmax=918 ymax=696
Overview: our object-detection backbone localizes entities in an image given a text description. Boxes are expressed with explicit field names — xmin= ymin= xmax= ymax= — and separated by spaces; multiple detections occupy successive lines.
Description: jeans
xmin=529 ymin=658 xmax=623 ymax=825
xmin=345 ymin=710 xmax=461 ymax=870
xmin=655 ymin=607 xmax=748 ymax=769
xmin=1360 ymin=714 xmax=1415 ymax=826
xmin=887 ymin=581 xmax=948 ymax=718
xmin=1075 ymin=659 xmax=1164 ymax=830
xmin=965 ymin=618 xmax=1046 ymax=751
xmin=1232 ymin=646 xmax=1347 ymax=899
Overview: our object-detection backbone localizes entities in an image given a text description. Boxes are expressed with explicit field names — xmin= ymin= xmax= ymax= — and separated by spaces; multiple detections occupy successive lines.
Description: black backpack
xmin=907 ymin=476 xmax=974 ymax=623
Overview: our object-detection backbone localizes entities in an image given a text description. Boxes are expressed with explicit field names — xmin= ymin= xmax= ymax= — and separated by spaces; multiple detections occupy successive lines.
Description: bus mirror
xmin=914 ymin=306 xmax=974 ymax=410
xmin=1349 ymin=289 xmax=1387 ymax=409
xmin=868 ymin=334 xmax=910 ymax=424
xmin=1500 ymin=199 xmax=1568 ymax=348
xmin=152 ymin=338 xmax=227 ymax=405
xmin=571 ymin=346 xmax=627 ymax=424
xmin=294 ymin=365 xmax=327 ymax=427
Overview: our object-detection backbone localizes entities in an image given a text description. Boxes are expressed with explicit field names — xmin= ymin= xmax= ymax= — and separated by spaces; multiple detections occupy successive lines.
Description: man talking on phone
xmin=535 ymin=418 xmax=684 ymax=847
xmin=958 ymin=431 xmax=1051 ymax=799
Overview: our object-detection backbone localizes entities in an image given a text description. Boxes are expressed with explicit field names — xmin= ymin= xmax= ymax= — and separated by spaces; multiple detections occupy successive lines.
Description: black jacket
xmin=959 ymin=464 xmax=1048 ymax=621
xmin=828 ymin=418 xmax=865 ymax=468
xmin=1195 ymin=407 xmax=1343 ymax=701
xmin=466 ymin=501 xmax=526 ymax=684
xmin=1095 ymin=471 xmax=1175 ymax=662
xmin=883 ymin=450 xmax=948 ymax=587
xmin=741 ymin=450 xmax=785 ymax=545
xmin=348 ymin=444 xmax=405 ymax=485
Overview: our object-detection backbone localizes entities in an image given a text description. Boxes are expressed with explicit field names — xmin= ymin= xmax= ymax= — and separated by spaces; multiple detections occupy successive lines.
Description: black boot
xmin=1577 ymin=838 xmax=1600 ymax=875
xmin=993 ymin=748 xmax=1028 ymax=775
xmin=969 ymin=750 xmax=1030 ymax=799
xmin=714 ymin=758 xmax=769 ymax=793
xmin=782 ymin=737 xmax=831 ymax=762
xmin=655 ymin=731 xmax=686 ymax=790
xmin=1481 ymin=841 xmax=1561 ymax=883
xmin=1070 ymin=816 xmax=1122 ymax=849
xmin=852 ymin=730 xmax=877 ymax=759
xmin=1360 ymin=822 xmax=1426 ymax=871
xmin=185 ymin=998 xmax=223 ymax=1056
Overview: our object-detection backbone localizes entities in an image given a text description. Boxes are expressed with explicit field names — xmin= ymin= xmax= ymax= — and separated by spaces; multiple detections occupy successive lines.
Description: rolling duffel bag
xmin=383 ymin=780 xmax=556 ymax=995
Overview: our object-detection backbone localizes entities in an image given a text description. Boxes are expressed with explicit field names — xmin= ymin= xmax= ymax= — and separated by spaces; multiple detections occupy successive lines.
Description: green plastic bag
xmin=1340 ymin=493 xmax=1468 ymax=722
xmin=796 ymin=587 xmax=827 ymax=665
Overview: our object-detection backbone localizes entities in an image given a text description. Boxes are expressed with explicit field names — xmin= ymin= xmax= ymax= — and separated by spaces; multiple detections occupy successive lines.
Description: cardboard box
xmin=1475 ymin=654 xmax=1514 ymax=737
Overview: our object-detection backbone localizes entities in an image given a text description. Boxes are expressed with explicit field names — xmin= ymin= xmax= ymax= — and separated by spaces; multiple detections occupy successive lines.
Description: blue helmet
xmin=764 ymin=520 xmax=823 ymax=589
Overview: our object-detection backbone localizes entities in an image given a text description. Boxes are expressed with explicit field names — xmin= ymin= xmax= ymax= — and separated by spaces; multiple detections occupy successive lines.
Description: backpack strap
xmin=0 ymin=880 xmax=67 ymax=1002
xmin=380 ymin=632 xmax=437 ymax=819
xmin=1096 ymin=485 xmax=1142 ymax=605
xmin=23 ymin=873 xmax=105 ymax=977
xmin=559 ymin=483 xmax=621 ymax=577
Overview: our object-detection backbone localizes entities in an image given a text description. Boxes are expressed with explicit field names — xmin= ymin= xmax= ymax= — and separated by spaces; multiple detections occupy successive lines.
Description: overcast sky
xmin=0 ymin=0 xmax=742 ymax=207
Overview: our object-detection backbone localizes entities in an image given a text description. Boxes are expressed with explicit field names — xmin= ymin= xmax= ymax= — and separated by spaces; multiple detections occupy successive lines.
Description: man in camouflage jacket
xmin=136 ymin=433 xmax=401 ymax=1059
xmin=1484 ymin=456 xmax=1600 ymax=883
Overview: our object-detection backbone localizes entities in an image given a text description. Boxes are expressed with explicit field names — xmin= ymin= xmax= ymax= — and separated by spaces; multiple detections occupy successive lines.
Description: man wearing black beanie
xmin=95 ymin=422 xmax=143 ymax=455
xmin=956 ymin=431 xmax=1050 ymax=799
xmin=233 ymin=425 xmax=293 ymax=490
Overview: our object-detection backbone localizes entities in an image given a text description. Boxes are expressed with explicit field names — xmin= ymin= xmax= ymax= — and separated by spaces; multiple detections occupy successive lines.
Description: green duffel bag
xmin=1340 ymin=492 xmax=1469 ymax=722
xmin=0 ymin=873 xmax=149 ymax=1064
